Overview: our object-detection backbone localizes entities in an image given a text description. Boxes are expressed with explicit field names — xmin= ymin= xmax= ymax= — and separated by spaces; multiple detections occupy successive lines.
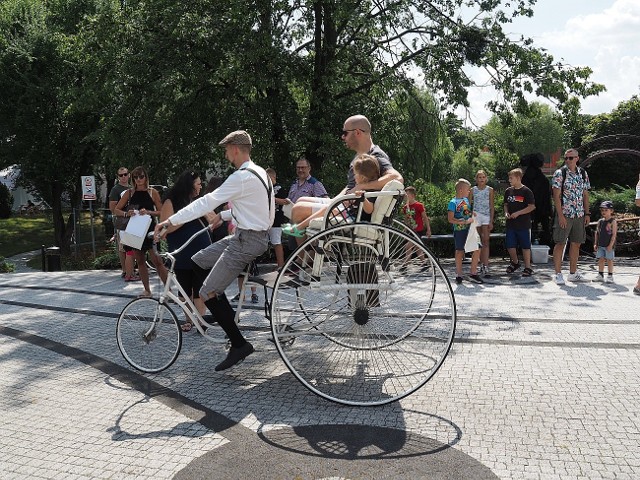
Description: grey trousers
xmin=192 ymin=228 xmax=269 ymax=298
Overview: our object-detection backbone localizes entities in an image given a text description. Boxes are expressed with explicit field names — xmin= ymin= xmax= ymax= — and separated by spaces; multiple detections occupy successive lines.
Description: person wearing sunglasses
xmin=285 ymin=115 xmax=403 ymax=238
xmin=114 ymin=165 xmax=168 ymax=297
xmin=551 ymin=149 xmax=591 ymax=285
xmin=108 ymin=167 xmax=136 ymax=280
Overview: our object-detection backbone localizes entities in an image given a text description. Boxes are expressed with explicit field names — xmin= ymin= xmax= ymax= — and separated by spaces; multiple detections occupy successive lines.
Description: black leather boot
xmin=204 ymin=294 xmax=254 ymax=371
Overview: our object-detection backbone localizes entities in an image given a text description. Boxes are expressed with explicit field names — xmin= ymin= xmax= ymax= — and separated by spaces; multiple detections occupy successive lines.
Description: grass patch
xmin=0 ymin=216 xmax=54 ymax=257
xmin=0 ymin=212 xmax=110 ymax=258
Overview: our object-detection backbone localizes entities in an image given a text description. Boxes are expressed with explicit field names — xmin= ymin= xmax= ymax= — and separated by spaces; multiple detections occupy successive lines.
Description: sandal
xmin=282 ymin=224 xmax=306 ymax=238
xmin=181 ymin=322 xmax=193 ymax=332
xmin=506 ymin=262 xmax=521 ymax=274
xmin=137 ymin=291 xmax=152 ymax=298
xmin=522 ymin=267 xmax=534 ymax=277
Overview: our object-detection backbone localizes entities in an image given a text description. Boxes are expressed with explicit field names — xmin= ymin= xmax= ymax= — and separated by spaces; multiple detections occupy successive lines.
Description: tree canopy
xmin=0 ymin=0 xmax=606 ymax=248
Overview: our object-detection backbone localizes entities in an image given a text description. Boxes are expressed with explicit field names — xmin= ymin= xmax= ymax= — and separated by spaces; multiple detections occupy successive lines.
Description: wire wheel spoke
xmin=271 ymin=223 xmax=456 ymax=406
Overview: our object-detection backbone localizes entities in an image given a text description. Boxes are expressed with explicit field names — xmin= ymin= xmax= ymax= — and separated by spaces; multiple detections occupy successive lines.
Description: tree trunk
xmin=307 ymin=0 xmax=337 ymax=172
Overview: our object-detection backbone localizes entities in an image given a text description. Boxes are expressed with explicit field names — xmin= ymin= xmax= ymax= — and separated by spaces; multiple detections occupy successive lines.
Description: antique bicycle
xmin=116 ymin=182 xmax=457 ymax=406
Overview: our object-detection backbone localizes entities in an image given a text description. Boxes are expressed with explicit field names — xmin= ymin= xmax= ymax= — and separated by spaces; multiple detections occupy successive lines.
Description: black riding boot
xmin=204 ymin=294 xmax=254 ymax=371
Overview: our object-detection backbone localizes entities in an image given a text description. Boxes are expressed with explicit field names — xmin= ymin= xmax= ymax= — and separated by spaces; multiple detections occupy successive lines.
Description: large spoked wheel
xmin=270 ymin=223 xmax=456 ymax=406
xmin=116 ymin=297 xmax=182 ymax=373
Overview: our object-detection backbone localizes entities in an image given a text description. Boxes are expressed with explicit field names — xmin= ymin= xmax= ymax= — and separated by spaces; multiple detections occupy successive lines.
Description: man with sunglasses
xmin=287 ymin=115 xmax=402 ymax=230
xmin=108 ymin=167 xmax=135 ymax=280
xmin=551 ymin=148 xmax=591 ymax=285
xmin=340 ymin=115 xmax=402 ymax=194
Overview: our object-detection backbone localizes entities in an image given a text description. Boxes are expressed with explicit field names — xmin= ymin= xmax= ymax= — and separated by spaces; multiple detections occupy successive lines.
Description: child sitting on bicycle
xmin=282 ymin=153 xmax=380 ymax=237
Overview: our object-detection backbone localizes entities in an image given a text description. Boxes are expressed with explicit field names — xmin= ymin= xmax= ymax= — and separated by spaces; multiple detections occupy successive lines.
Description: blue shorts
xmin=453 ymin=228 xmax=469 ymax=251
xmin=505 ymin=228 xmax=531 ymax=249
xmin=595 ymin=246 xmax=614 ymax=260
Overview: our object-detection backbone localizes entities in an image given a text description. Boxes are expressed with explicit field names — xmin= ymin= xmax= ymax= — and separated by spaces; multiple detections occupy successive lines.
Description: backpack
xmin=560 ymin=165 xmax=587 ymax=206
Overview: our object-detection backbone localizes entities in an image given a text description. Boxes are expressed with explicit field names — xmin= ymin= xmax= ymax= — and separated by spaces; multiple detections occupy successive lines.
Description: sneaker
xmin=605 ymin=275 xmax=613 ymax=284
xmin=469 ymin=274 xmax=484 ymax=284
xmin=483 ymin=266 xmax=491 ymax=278
xmin=555 ymin=273 xmax=565 ymax=285
xmin=593 ymin=274 xmax=605 ymax=283
xmin=479 ymin=265 xmax=486 ymax=275
xmin=230 ymin=293 xmax=242 ymax=303
xmin=633 ymin=286 xmax=640 ymax=295
xmin=455 ymin=276 xmax=463 ymax=284
xmin=567 ymin=271 xmax=588 ymax=282
xmin=214 ymin=342 xmax=254 ymax=371
xmin=251 ymin=293 xmax=259 ymax=304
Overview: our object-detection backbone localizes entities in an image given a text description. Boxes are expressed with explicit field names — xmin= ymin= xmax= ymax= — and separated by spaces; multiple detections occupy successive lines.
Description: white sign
xmin=81 ymin=175 xmax=97 ymax=201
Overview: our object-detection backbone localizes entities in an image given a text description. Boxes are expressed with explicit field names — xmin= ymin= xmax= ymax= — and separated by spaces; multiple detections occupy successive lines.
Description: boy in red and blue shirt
xmin=503 ymin=168 xmax=536 ymax=276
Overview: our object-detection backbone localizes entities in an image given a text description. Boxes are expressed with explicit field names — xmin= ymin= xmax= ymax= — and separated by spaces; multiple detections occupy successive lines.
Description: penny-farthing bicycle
xmin=116 ymin=181 xmax=457 ymax=406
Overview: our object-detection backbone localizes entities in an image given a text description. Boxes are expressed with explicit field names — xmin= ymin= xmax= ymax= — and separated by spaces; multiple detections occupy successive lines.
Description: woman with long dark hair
xmin=160 ymin=171 xmax=212 ymax=331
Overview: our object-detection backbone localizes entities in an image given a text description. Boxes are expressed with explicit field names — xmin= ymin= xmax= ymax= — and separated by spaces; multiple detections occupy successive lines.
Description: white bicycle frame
xmin=153 ymin=227 xmax=269 ymax=343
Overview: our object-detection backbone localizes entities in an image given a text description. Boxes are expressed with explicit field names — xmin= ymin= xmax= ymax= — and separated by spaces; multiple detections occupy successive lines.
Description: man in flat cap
xmin=155 ymin=130 xmax=274 ymax=371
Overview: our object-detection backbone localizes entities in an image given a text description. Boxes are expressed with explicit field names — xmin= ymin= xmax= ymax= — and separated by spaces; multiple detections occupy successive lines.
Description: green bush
xmin=0 ymin=256 xmax=15 ymax=273
xmin=588 ymin=186 xmax=639 ymax=220
xmin=0 ymin=183 xmax=12 ymax=219
xmin=92 ymin=247 xmax=120 ymax=270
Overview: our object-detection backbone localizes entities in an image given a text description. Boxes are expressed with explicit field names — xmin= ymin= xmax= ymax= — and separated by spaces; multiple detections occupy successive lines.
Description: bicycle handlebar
xmin=150 ymin=226 xmax=212 ymax=268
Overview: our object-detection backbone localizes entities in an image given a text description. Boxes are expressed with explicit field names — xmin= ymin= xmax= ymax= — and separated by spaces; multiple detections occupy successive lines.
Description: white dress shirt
xmin=169 ymin=161 xmax=275 ymax=231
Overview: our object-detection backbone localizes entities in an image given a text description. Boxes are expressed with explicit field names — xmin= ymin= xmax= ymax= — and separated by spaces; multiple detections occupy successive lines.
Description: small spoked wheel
xmin=270 ymin=223 xmax=456 ymax=406
xmin=116 ymin=297 xmax=182 ymax=373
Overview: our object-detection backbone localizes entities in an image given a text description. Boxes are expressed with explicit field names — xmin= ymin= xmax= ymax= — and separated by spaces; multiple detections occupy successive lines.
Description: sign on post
xmin=81 ymin=176 xmax=97 ymax=201
xmin=80 ymin=175 xmax=97 ymax=257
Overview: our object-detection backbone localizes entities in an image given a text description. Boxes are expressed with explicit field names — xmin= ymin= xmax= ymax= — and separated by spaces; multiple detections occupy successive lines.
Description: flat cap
xmin=218 ymin=130 xmax=252 ymax=146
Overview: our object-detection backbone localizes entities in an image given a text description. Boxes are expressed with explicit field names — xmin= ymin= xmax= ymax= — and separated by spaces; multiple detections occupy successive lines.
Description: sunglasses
xmin=341 ymin=129 xmax=358 ymax=137
xmin=564 ymin=156 xmax=578 ymax=160
xmin=118 ymin=172 xmax=129 ymax=177
xmin=133 ymin=174 xmax=146 ymax=180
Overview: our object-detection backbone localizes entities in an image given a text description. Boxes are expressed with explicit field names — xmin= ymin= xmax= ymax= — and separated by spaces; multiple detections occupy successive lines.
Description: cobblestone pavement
xmin=0 ymin=256 xmax=639 ymax=479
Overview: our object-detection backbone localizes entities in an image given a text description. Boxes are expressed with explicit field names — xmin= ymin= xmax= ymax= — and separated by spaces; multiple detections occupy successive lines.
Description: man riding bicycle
xmin=155 ymin=130 xmax=274 ymax=371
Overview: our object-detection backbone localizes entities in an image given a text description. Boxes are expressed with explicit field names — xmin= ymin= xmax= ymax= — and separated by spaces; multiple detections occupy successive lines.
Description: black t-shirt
xmin=272 ymin=183 xmax=288 ymax=227
xmin=108 ymin=184 xmax=129 ymax=204
xmin=504 ymin=185 xmax=535 ymax=230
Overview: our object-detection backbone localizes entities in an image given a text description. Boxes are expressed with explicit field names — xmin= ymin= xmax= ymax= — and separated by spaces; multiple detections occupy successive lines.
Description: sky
xmin=456 ymin=0 xmax=640 ymax=126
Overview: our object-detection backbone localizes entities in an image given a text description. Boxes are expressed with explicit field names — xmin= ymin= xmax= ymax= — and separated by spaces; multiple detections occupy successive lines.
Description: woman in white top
xmin=469 ymin=170 xmax=495 ymax=277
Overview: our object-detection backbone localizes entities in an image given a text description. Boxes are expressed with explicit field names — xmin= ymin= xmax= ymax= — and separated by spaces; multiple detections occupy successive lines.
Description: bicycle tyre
xmin=116 ymin=297 xmax=182 ymax=373
xmin=270 ymin=223 xmax=456 ymax=406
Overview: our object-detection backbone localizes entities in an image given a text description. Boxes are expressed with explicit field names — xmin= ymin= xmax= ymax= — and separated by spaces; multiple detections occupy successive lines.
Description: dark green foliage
xmin=92 ymin=249 xmax=120 ymax=270
xmin=2 ymin=0 xmax=606 ymax=243
xmin=580 ymin=96 xmax=640 ymax=188
xmin=588 ymin=186 xmax=639 ymax=219
xmin=0 ymin=256 xmax=15 ymax=273
xmin=0 ymin=183 xmax=12 ymax=219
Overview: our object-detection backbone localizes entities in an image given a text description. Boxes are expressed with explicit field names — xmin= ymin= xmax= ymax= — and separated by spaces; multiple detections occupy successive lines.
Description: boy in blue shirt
xmin=448 ymin=179 xmax=483 ymax=284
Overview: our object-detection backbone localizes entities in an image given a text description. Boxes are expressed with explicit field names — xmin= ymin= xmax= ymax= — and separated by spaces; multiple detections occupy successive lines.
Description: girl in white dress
xmin=469 ymin=170 xmax=495 ymax=277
